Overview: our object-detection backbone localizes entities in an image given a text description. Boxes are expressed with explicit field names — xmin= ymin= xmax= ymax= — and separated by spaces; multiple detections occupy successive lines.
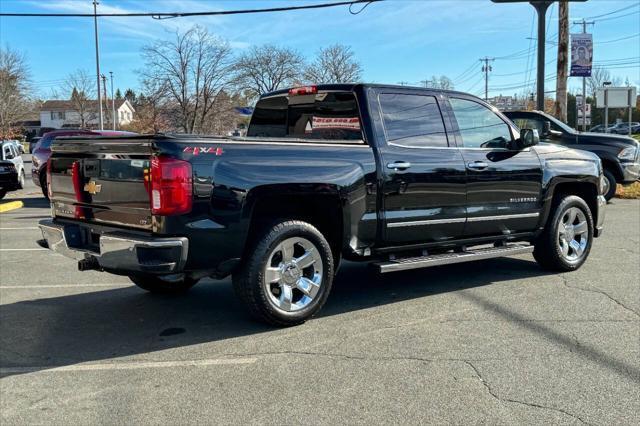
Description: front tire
xmin=18 ymin=170 xmax=25 ymax=189
xmin=0 ymin=188 xmax=6 ymax=200
xmin=129 ymin=275 xmax=199 ymax=294
xmin=602 ymin=169 xmax=616 ymax=201
xmin=233 ymin=220 xmax=334 ymax=326
xmin=533 ymin=195 xmax=594 ymax=272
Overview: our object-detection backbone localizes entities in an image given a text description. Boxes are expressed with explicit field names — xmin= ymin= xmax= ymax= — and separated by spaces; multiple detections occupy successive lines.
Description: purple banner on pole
xmin=570 ymin=33 xmax=593 ymax=77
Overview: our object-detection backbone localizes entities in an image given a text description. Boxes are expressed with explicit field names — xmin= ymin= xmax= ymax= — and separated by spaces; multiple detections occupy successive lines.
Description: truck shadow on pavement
xmin=1 ymin=257 xmax=638 ymax=383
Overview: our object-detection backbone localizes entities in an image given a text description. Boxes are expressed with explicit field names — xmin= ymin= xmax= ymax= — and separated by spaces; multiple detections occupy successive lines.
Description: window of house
xmin=449 ymin=98 xmax=512 ymax=149
xmin=378 ymin=93 xmax=448 ymax=147
xmin=50 ymin=111 xmax=65 ymax=120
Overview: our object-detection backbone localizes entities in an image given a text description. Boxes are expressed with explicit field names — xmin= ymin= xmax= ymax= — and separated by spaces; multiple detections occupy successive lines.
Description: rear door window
xmin=378 ymin=93 xmax=448 ymax=148
xmin=248 ymin=91 xmax=363 ymax=142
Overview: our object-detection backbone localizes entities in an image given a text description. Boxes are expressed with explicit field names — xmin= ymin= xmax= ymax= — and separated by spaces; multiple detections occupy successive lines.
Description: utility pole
xmin=419 ymin=79 xmax=430 ymax=88
xmin=109 ymin=71 xmax=115 ymax=130
xmin=554 ymin=0 xmax=569 ymax=122
xmin=101 ymin=74 xmax=109 ymax=129
xmin=93 ymin=0 xmax=103 ymax=130
xmin=572 ymin=18 xmax=594 ymax=131
xmin=480 ymin=57 xmax=494 ymax=101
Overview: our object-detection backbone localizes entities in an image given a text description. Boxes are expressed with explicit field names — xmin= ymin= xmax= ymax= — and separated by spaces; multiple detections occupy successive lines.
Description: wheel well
xmin=552 ymin=182 xmax=598 ymax=220
xmin=246 ymin=194 xmax=344 ymax=262
xmin=600 ymin=159 xmax=622 ymax=181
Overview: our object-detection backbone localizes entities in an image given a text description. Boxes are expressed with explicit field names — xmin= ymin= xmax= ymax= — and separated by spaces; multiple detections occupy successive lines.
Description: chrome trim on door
xmin=386 ymin=212 xmax=539 ymax=228
xmin=467 ymin=212 xmax=539 ymax=222
xmin=387 ymin=218 xmax=466 ymax=228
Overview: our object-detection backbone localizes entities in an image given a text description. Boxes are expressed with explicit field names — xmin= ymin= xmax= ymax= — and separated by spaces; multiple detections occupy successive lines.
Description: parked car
xmin=609 ymin=122 xmax=640 ymax=135
xmin=1 ymin=139 xmax=25 ymax=154
xmin=29 ymin=137 xmax=41 ymax=154
xmin=504 ymin=110 xmax=639 ymax=200
xmin=32 ymin=129 xmax=136 ymax=198
xmin=39 ymin=84 xmax=605 ymax=326
xmin=0 ymin=141 xmax=25 ymax=199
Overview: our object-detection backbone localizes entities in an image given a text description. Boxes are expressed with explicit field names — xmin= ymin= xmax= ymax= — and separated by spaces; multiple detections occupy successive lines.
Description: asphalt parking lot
xmin=1 ymin=159 xmax=638 ymax=424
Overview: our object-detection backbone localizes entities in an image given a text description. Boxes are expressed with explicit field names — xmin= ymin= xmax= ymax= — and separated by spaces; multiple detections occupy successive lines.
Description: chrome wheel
xmin=601 ymin=175 xmax=611 ymax=198
xmin=263 ymin=237 xmax=323 ymax=313
xmin=557 ymin=207 xmax=589 ymax=263
xmin=18 ymin=171 xmax=25 ymax=189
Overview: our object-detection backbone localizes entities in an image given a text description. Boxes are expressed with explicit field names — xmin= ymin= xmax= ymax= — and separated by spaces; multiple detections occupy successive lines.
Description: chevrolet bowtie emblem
xmin=84 ymin=180 xmax=102 ymax=195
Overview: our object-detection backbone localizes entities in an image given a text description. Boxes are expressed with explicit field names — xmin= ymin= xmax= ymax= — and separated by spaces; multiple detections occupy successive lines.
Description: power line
xmin=0 ymin=0 xmax=382 ymax=18
xmin=584 ymin=4 xmax=639 ymax=20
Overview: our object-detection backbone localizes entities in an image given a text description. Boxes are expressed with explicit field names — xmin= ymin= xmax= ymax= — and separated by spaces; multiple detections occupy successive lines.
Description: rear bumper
xmin=594 ymin=195 xmax=606 ymax=238
xmin=38 ymin=219 xmax=188 ymax=275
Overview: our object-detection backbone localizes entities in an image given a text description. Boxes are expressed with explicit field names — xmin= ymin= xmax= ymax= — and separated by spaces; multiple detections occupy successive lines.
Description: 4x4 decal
xmin=183 ymin=146 xmax=224 ymax=156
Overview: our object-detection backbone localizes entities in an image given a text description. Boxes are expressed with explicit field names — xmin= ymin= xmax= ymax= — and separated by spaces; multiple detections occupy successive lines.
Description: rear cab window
xmin=247 ymin=90 xmax=364 ymax=143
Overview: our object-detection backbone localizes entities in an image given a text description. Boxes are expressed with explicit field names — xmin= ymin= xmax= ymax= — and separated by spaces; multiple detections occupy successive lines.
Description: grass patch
xmin=616 ymin=181 xmax=640 ymax=199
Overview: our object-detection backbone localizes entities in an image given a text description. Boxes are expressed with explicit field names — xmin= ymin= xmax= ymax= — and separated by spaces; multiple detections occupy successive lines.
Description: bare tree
xmin=126 ymin=77 xmax=170 ymax=134
xmin=62 ymin=69 xmax=95 ymax=128
xmin=0 ymin=47 xmax=32 ymax=138
xmin=304 ymin=44 xmax=362 ymax=84
xmin=141 ymin=26 xmax=234 ymax=134
xmin=235 ymin=44 xmax=305 ymax=98
xmin=424 ymin=75 xmax=454 ymax=90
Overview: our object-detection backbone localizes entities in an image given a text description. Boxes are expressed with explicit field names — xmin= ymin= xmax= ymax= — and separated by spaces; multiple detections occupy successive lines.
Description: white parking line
xmin=0 ymin=227 xmax=40 ymax=230
xmin=1 ymin=283 xmax=131 ymax=289
xmin=0 ymin=357 xmax=258 ymax=374
xmin=0 ymin=248 xmax=48 ymax=251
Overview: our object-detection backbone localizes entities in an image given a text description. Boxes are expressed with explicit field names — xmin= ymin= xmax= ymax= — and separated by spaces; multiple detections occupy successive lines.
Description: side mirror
xmin=518 ymin=128 xmax=539 ymax=149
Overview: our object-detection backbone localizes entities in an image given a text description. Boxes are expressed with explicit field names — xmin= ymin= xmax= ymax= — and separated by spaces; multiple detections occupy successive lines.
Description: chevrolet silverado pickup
xmin=39 ymin=84 xmax=606 ymax=326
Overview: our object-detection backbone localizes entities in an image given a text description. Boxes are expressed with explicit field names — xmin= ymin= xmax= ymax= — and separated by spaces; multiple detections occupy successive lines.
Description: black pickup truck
xmin=504 ymin=110 xmax=640 ymax=200
xmin=39 ymin=84 xmax=606 ymax=326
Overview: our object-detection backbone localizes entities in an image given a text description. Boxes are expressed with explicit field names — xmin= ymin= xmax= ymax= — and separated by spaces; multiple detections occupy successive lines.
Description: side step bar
xmin=374 ymin=243 xmax=534 ymax=274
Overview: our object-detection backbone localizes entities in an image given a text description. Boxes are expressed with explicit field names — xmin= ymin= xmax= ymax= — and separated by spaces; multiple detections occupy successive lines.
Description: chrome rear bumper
xmin=595 ymin=195 xmax=606 ymax=238
xmin=38 ymin=219 xmax=188 ymax=274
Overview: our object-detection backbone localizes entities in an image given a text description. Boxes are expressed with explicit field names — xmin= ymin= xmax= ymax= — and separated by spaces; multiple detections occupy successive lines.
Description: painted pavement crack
xmin=463 ymin=360 xmax=591 ymax=425
xmin=560 ymin=275 xmax=640 ymax=318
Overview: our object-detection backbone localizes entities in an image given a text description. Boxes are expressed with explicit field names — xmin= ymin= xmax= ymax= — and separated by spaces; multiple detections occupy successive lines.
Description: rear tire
xmin=40 ymin=172 xmax=48 ymax=199
xmin=233 ymin=220 xmax=334 ymax=326
xmin=602 ymin=169 xmax=616 ymax=201
xmin=533 ymin=195 xmax=594 ymax=272
xmin=129 ymin=275 xmax=199 ymax=294
xmin=18 ymin=170 xmax=25 ymax=189
xmin=0 ymin=188 xmax=6 ymax=200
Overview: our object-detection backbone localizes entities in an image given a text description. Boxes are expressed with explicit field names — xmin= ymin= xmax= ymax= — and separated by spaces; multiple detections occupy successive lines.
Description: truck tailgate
xmin=49 ymin=137 xmax=154 ymax=230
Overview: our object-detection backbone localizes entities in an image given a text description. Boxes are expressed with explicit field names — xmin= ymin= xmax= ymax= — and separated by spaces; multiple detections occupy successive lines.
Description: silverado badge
xmin=84 ymin=180 xmax=102 ymax=195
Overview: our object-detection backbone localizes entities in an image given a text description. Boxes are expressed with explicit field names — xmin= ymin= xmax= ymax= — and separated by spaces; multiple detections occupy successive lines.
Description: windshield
xmin=247 ymin=91 xmax=364 ymax=142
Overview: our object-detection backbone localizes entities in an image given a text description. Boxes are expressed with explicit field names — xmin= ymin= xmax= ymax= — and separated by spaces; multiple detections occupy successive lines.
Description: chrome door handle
xmin=387 ymin=161 xmax=411 ymax=170
xmin=467 ymin=161 xmax=489 ymax=170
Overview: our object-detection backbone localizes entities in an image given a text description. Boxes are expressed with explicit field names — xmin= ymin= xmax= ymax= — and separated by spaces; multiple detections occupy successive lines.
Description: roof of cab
xmin=260 ymin=83 xmax=478 ymax=99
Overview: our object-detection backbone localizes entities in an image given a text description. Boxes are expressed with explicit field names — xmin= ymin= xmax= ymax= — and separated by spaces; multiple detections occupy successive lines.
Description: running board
xmin=374 ymin=244 xmax=534 ymax=273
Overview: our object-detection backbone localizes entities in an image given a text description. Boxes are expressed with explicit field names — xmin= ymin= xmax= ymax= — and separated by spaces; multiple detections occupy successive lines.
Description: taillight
xmin=150 ymin=156 xmax=192 ymax=216
xmin=46 ymin=158 xmax=52 ymax=199
xmin=289 ymin=85 xmax=317 ymax=96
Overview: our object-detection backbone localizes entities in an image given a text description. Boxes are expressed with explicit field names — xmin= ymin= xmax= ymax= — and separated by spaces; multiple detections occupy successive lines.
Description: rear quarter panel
xmin=159 ymin=139 xmax=378 ymax=270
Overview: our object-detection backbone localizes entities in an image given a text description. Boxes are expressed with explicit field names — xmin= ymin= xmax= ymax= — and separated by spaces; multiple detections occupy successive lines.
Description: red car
xmin=32 ymin=129 xmax=136 ymax=198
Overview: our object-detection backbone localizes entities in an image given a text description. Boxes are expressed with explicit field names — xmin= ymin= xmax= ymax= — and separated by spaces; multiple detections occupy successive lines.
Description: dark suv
xmin=504 ymin=110 xmax=640 ymax=200
xmin=32 ymin=129 xmax=135 ymax=197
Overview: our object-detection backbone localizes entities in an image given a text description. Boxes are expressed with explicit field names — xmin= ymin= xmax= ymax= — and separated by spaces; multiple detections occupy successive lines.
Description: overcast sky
xmin=1 ymin=0 xmax=638 ymax=99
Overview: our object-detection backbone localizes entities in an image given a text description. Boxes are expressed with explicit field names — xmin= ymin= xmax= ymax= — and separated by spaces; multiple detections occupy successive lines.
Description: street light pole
xmin=109 ymin=71 xmax=115 ymax=130
xmin=93 ymin=0 xmax=103 ymax=130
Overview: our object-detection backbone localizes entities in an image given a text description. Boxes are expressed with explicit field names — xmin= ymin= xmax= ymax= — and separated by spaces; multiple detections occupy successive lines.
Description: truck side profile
xmin=39 ymin=84 xmax=606 ymax=325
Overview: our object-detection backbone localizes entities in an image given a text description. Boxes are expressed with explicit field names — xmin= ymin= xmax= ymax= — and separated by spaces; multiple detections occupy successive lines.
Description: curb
xmin=0 ymin=201 xmax=24 ymax=213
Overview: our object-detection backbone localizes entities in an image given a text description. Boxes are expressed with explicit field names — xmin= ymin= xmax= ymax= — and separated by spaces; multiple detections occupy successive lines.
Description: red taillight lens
xmin=289 ymin=85 xmax=318 ymax=96
xmin=150 ymin=156 xmax=192 ymax=216
xmin=46 ymin=158 xmax=52 ymax=199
